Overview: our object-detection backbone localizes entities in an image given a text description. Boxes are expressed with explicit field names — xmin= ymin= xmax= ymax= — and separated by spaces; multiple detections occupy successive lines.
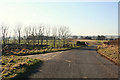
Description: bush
xmin=76 ymin=41 xmax=81 ymax=46
xmin=63 ymin=44 xmax=70 ymax=48
xmin=76 ymin=41 xmax=88 ymax=46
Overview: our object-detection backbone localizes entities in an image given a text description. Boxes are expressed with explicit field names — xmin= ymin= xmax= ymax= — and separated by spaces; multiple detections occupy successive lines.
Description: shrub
xmin=63 ymin=44 xmax=70 ymax=48
xmin=76 ymin=41 xmax=81 ymax=46
xmin=76 ymin=41 xmax=88 ymax=46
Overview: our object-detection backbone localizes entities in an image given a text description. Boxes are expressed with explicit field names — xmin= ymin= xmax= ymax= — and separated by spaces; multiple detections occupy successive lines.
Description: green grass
xmin=6 ymin=40 xmax=68 ymax=45
xmin=4 ymin=39 xmax=77 ymax=50
xmin=1 ymin=55 xmax=42 ymax=79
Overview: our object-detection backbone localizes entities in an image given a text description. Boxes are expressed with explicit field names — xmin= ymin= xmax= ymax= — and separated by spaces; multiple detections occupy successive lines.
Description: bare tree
xmin=59 ymin=26 xmax=71 ymax=47
xmin=31 ymin=26 xmax=36 ymax=48
xmin=24 ymin=26 xmax=32 ymax=44
xmin=14 ymin=24 xmax=22 ymax=45
xmin=52 ymin=27 xmax=57 ymax=48
xmin=1 ymin=24 xmax=9 ymax=45
xmin=12 ymin=35 xmax=17 ymax=44
xmin=58 ymin=27 xmax=62 ymax=48
xmin=45 ymin=27 xmax=51 ymax=45
xmin=0 ymin=26 xmax=2 ymax=56
xmin=7 ymin=32 xmax=11 ymax=44
xmin=0 ymin=26 xmax=2 ymax=45
xmin=37 ymin=25 xmax=44 ymax=47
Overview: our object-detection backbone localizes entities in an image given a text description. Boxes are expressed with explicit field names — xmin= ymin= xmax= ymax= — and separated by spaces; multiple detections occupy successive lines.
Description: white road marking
xmin=69 ymin=63 xmax=71 ymax=67
xmin=65 ymin=60 xmax=71 ymax=63
xmin=83 ymin=76 xmax=88 ymax=78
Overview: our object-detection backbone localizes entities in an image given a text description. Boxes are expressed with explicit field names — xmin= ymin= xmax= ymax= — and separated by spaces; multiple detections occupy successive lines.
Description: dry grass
xmin=76 ymin=40 xmax=108 ymax=45
xmin=1 ymin=55 xmax=41 ymax=79
xmin=10 ymin=48 xmax=72 ymax=56
xmin=97 ymin=44 xmax=119 ymax=64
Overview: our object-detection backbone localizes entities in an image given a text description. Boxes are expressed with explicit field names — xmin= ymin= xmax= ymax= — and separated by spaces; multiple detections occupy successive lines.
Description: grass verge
xmin=11 ymin=46 xmax=82 ymax=56
xmin=1 ymin=55 xmax=42 ymax=79
xmin=97 ymin=44 xmax=119 ymax=65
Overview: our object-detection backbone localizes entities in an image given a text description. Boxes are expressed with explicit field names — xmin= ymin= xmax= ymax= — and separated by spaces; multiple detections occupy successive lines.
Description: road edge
xmin=96 ymin=49 xmax=120 ymax=66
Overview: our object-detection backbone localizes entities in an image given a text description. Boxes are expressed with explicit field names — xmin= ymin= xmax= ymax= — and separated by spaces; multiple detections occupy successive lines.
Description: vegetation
xmin=0 ymin=24 xmax=80 ymax=79
xmin=97 ymin=40 xmax=119 ymax=65
xmin=77 ymin=40 xmax=108 ymax=45
xmin=1 ymin=55 xmax=41 ymax=79
xmin=76 ymin=41 xmax=88 ymax=46
xmin=0 ymin=24 xmax=79 ymax=56
xmin=1 ymin=24 xmax=71 ymax=49
xmin=1 ymin=23 xmax=110 ymax=79
xmin=11 ymin=48 xmax=72 ymax=56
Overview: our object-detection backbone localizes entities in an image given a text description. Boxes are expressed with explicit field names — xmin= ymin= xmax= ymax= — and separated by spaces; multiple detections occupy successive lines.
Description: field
xmin=2 ymin=39 xmax=81 ymax=55
xmin=6 ymin=40 xmax=76 ymax=48
xmin=97 ymin=40 xmax=119 ymax=65
xmin=76 ymin=40 xmax=108 ymax=45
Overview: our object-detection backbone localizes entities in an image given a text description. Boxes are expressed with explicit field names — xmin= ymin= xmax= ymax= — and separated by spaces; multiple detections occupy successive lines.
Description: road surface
xmin=23 ymin=46 xmax=118 ymax=78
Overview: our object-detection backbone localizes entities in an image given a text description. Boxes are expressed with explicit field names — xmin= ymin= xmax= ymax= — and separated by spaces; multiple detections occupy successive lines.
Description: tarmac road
xmin=23 ymin=46 xmax=118 ymax=78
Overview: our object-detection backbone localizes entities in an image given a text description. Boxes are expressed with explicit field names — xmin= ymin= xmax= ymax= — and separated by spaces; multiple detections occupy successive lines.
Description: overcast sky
xmin=0 ymin=0 xmax=118 ymax=36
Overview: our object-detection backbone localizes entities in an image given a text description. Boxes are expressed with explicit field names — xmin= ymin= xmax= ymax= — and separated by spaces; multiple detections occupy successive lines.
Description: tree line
xmin=0 ymin=24 xmax=72 ymax=49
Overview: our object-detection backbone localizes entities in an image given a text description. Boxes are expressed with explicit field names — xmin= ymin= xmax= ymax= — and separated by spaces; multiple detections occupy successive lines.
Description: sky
xmin=0 ymin=0 xmax=118 ymax=36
